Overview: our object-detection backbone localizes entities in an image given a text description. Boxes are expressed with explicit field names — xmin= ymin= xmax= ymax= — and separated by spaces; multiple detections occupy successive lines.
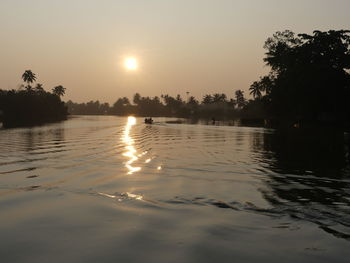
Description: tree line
xmin=68 ymin=30 xmax=350 ymax=127
xmin=66 ymin=90 xmax=248 ymax=119
xmin=1 ymin=29 xmax=349 ymax=128
xmin=0 ymin=70 xmax=68 ymax=128
xmin=247 ymin=29 xmax=350 ymax=127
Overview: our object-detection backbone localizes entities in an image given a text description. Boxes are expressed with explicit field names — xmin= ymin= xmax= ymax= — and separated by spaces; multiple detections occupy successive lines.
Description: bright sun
xmin=124 ymin=57 xmax=138 ymax=70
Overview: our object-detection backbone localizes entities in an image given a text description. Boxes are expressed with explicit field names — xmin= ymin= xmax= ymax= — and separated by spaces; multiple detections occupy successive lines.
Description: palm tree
xmin=22 ymin=70 xmax=36 ymax=84
xmin=249 ymin=81 xmax=262 ymax=98
xmin=213 ymin=93 xmax=221 ymax=103
xmin=133 ymin=93 xmax=141 ymax=105
xmin=235 ymin=90 xmax=246 ymax=109
xmin=52 ymin=85 xmax=66 ymax=97
xmin=202 ymin=94 xmax=212 ymax=104
xmin=22 ymin=70 xmax=37 ymax=91
xmin=249 ymin=75 xmax=274 ymax=99
xmin=34 ymin=83 xmax=44 ymax=93
xmin=212 ymin=93 xmax=227 ymax=103
xmin=187 ymin=96 xmax=198 ymax=106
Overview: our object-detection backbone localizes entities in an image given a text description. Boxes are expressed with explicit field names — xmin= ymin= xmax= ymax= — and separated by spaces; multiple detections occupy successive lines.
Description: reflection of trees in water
xmin=24 ymin=127 xmax=65 ymax=152
xmin=253 ymin=129 xmax=350 ymax=240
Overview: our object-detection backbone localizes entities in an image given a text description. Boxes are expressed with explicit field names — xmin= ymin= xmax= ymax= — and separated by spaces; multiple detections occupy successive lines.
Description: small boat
xmin=144 ymin=118 xmax=153 ymax=124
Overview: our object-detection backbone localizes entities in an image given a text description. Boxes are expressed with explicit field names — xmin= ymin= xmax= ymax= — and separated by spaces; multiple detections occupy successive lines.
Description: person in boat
xmin=144 ymin=117 xmax=153 ymax=124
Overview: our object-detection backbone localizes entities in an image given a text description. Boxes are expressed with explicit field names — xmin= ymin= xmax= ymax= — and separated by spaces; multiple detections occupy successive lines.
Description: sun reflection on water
xmin=122 ymin=116 xmax=141 ymax=174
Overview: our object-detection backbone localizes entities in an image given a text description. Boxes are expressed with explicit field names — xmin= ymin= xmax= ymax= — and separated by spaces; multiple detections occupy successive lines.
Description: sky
xmin=1 ymin=0 xmax=349 ymax=104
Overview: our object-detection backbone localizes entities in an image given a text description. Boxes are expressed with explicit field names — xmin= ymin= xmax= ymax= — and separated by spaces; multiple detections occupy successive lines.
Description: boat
xmin=144 ymin=118 xmax=153 ymax=124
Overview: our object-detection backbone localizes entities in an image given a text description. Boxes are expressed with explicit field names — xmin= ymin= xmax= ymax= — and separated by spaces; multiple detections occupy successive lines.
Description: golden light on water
xmin=97 ymin=192 xmax=143 ymax=201
xmin=122 ymin=116 xmax=141 ymax=174
xmin=127 ymin=115 xmax=136 ymax=125
xmin=126 ymin=192 xmax=143 ymax=201
xmin=121 ymin=116 xmax=162 ymax=175
xmin=124 ymin=57 xmax=138 ymax=70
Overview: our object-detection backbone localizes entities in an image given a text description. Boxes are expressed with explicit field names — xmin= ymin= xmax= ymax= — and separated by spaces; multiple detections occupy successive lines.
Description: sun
xmin=124 ymin=57 xmax=138 ymax=70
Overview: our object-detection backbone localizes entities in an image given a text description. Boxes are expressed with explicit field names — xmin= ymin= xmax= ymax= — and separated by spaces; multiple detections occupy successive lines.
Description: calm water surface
xmin=0 ymin=116 xmax=349 ymax=262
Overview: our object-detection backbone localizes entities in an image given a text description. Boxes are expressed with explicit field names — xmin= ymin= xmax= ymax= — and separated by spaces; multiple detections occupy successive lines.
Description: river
xmin=0 ymin=116 xmax=349 ymax=262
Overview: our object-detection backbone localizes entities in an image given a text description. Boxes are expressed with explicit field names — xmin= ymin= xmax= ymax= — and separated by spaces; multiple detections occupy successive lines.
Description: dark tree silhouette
xmin=246 ymin=29 xmax=350 ymax=127
xmin=235 ymin=90 xmax=246 ymax=109
xmin=133 ymin=93 xmax=141 ymax=105
xmin=249 ymin=82 xmax=262 ymax=99
xmin=66 ymin=92 xmax=238 ymax=120
xmin=212 ymin=93 xmax=227 ymax=103
xmin=52 ymin=85 xmax=66 ymax=97
xmin=187 ymin=96 xmax=199 ymax=106
xmin=22 ymin=70 xmax=37 ymax=84
xmin=202 ymin=94 xmax=213 ymax=104
xmin=35 ymin=83 xmax=44 ymax=93
xmin=21 ymin=70 xmax=37 ymax=91
xmin=0 ymin=72 xmax=67 ymax=128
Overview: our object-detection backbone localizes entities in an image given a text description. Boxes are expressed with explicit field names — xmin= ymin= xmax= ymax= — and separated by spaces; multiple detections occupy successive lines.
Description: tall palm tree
xmin=22 ymin=70 xmax=37 ymax=91
xmin=249 ymin=75 xmax=274 ymax=99
xmin=22 ymin=70 xmax=36 ymax=84
xmin=235 ymin=89 xmax=246 ymax=109
xmin=249 ymin=81 xmax=262 ymax=98
xmin=52 ymin=85 xmax=66 ymax=97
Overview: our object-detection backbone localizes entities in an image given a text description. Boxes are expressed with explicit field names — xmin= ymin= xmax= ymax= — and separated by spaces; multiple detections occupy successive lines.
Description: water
xmin=0 ymin=116 xmax=349 ymax=262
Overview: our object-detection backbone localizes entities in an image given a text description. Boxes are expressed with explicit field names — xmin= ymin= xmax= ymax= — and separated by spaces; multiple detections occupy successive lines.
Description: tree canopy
xmin=250 ymin=29 xmax=350 ymax=123
xmin=0 ymin=71 xmax=68 ymax=127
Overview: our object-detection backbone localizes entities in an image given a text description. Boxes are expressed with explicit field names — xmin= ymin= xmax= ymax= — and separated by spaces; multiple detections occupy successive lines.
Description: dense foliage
xmin=68 ymin=30 xmax=350 ymax=127
xmin=66 ymin=91 xmax=246 ymax=119
xmin=2 ymin=30 xmax=349 ymax=128
xmin=249 ymin=30 xmax=350 ymax=124
xmin=0 ymin=71 xmax=67 ymax=128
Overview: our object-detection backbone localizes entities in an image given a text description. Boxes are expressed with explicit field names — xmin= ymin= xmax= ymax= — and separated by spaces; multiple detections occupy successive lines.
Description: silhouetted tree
xmin=235 ymin=90 xmax=246 ymax=109
xmin=34 ymin=83 xmax=45 ymax=93
xmin=21 ymin=70 xmax=37 ymax=92
xmin=249 ymin=82 xmax=262 ymax=99
xmin=52 ymin=85 xmax=66 ymax=97
xmin=213 ymin=93 xmax=227 ymax=103
xmin=252 ymin=29 xmax=350 ymax=124
xmin=0 ymin=72 xmax=67 ymax=128
xmin=133 ymin=93 xmax=141 ymax=105
xmin=22 ymin=70 xmax=36 ymax=85
xmin=187 ymin=96 xmax=199 ymax=106
xmin=202 ymin=94 xmax=213 ymax=104
xmin=162 ymin=94 xmax=184 ymax=116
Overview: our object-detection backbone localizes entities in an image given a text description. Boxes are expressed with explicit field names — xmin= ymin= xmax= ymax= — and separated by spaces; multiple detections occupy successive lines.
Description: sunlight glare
xmin=127 ymin=116 xmax=136 ymax=126
xmin=122 ymin=116 xmax=141 ymax=174
xmin=124 ymin=57 xmax=138 ymax=70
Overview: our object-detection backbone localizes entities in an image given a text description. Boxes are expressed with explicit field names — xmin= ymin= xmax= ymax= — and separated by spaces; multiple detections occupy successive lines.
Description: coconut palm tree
xmin=235 ymin=89 xmax=246 ymax=109
xmin=22 ymin=70 xmax=37 ymax=91
xmin=52 ymin=85 xmax=66 ymax=97
xmin=212 ymin=93 xmax=227 ymax=103
xmin=34 ymin=83 xmax=44 ymax=93
xmin=22 ymin=70 xmax=36 ymax=84
xmin=249 ymin=81 xmax=262 ymax=98
xmin=202 ymin=94 xmax=212 ymax=104
xmin=187 ymin=96 xmax=198 ymax=106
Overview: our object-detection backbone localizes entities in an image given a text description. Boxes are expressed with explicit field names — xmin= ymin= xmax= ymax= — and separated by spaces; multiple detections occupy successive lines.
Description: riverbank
xmin=0 ymin=89 xmax=68 ymax=128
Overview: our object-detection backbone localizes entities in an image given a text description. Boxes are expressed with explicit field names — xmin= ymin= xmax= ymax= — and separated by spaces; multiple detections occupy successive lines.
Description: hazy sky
xmin=1 ymin=0 xmax=349 ymax=103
